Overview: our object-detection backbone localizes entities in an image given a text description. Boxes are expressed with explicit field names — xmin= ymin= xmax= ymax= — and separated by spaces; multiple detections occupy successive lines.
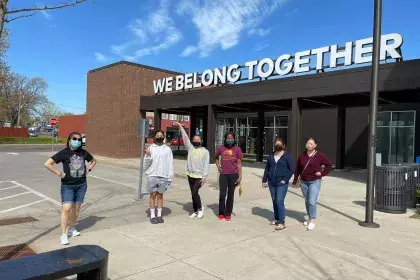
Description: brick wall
xmin=86 ymin=61 xmax=179 ymax=158
xmin=58 ymin=115 xmax=86 ymax=139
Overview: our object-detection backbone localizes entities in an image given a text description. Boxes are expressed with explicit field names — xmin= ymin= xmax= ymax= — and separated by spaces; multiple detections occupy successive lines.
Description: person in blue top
xmin=262 ymin=138 xmax=295 ymax=231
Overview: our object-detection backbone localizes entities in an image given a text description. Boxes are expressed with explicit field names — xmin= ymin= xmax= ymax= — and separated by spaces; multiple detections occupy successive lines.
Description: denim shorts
xmin=146 ymin=177 xmax=171 ymax=194
xmin=61 ymin=182 xmax=87 ymax=205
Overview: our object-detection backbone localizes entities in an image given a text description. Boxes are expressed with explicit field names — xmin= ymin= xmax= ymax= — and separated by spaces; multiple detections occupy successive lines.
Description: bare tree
xmin=0 ymin=72 xmax=48 ymax=126
xmin=0 ymin=0 xmax=91 ymax=38
xmin=36 ymin=101 xmax=63 ymax=121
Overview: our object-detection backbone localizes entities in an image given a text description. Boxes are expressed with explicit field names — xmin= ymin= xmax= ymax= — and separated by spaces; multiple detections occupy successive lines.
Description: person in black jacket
xmin=262 ymin=138 xmax=295 ymax=230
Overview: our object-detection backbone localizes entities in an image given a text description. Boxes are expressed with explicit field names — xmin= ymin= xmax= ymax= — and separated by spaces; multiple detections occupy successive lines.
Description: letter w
xmin=153 ymin=79 xmax=166 ymax=94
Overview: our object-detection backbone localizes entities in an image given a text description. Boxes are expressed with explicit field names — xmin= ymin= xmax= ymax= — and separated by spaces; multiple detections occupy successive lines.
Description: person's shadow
xmin=76 ymin=216 xmax=106 ymax=231
xmin=252 ymin=207 xmax=306 ymax=223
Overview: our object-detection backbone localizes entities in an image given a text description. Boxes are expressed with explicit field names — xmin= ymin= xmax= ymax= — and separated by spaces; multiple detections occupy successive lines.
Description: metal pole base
xmin=358 ymin=221 xmax=380 ymax=228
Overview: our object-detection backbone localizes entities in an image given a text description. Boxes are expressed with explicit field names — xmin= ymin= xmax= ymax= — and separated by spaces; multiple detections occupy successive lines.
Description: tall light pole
xmin=359 ymin=0 xmax=382 ymax=228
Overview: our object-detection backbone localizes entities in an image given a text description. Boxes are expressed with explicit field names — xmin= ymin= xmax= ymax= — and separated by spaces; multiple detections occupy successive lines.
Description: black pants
xmin=219 ymin=173 xmax=239 ymax=216
xmin=188 ymin=176 xmax=202 ymax=212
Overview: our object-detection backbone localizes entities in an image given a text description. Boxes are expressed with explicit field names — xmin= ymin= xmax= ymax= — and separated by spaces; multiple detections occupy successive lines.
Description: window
xmin=148 ymin=119 xmax=153 ymax=125
xmin=170 ymin=114 xmax=177 ymax=121
xmin=162 ymin=113 xmax=168 ymax=120
xmin=376 ymin=111 xmax=415 ymax=164
xmin=184 ymin=115 xmax=190 ymax=122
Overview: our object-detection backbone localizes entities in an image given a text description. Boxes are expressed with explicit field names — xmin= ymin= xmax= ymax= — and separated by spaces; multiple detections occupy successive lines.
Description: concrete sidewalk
xmin=25 ymin=155 xmax=420 ymax=280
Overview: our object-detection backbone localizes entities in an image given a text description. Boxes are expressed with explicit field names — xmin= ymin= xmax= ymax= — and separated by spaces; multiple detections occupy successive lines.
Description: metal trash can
xmin=402 ymin=163 xmax=420 ymax=208
xmin=375 ymin=165 xmax=408 ymax=214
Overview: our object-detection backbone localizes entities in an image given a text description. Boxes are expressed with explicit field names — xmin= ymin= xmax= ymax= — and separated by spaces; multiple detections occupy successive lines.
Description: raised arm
xmin=175 ymin=122 xmax=192 ymax=150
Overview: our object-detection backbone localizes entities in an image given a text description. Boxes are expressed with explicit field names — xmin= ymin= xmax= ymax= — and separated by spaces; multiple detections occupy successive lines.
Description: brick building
xmin=58 ymin=115 xmax=87 ymax=139
xmin=86 ymin=61 xmax=189 ymax=158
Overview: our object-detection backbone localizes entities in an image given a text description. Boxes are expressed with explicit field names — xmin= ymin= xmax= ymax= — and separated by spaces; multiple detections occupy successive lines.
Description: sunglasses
xmin=71 ymin=137 xmax=82 ymax=142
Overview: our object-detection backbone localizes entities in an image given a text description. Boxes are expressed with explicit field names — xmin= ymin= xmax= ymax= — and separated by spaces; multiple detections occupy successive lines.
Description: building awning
xmin=140 ymin=59 xmax=420 ymax=112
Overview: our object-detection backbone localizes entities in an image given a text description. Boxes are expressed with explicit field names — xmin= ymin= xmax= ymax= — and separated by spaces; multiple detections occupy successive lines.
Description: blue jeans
xmin=300 ymin=180 xmax=321 ymax=219
xmin=61 ymin=182 xmax=87 ymax=205
xmin=268 ymin=182 xmax=289 ymax=225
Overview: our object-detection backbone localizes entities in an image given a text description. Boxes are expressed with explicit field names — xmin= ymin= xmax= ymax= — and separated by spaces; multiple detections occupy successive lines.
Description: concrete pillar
xmin=256 ymin=109 xmax=265 ymax=162
xmin=154 ymin=109 xmax=161 ymax=132
xmin=205 ymin=105 xmax=216 ymax=164
xmin=288 ymin=98 xmax=302 ymax=161
xmin=336 ymin=106 xmax=346 ymax=169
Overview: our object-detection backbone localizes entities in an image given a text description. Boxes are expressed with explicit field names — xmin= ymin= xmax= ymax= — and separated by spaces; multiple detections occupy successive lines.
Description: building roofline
xmin=88 ymin=60 xmax=182 ymax=75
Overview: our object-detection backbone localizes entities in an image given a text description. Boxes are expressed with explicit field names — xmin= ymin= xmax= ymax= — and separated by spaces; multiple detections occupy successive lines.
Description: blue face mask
xmin=70 ymin=140 xmax=81 ymax=149
xmin=226 ymin=139 xmax=235 ymax=146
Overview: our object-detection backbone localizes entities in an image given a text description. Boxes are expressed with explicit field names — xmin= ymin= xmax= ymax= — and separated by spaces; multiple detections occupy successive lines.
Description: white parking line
xmin=10 ymin=181 xmax=61 ymax=207
xmin=0 ymin=186 xmax=20 ymax=191
xmin=0 ymin=191 xmax=31 ymax=201
xmin=89 ymin=175 xmax=137 ymax=190
xmin=0 ymin=199 xmax=46 ymax=214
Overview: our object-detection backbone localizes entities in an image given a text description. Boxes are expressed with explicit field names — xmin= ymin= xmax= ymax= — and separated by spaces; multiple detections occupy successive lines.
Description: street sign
xmin=49 ymin=117 xmax=58 ymax=126
xmin=137 ymin=118 xmax=150 ymax=137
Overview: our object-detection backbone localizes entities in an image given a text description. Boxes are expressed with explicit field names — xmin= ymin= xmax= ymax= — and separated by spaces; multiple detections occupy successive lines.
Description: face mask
xmin=155 ymin=137 xmax=164 ymax=144
xmin=226 ymin=139 xmax=235 ymax=146
xmin=70 ymin=140 xmax=81 ymax=149
xmin=192 ymin=142 xmax=201 ymax=148
xmin=275 ymin=145 xmax=283 ymax=151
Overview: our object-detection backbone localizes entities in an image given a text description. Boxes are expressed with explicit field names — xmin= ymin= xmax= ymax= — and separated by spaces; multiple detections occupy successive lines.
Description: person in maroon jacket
xmin=292 ymin=137 xmax=332 ymax=231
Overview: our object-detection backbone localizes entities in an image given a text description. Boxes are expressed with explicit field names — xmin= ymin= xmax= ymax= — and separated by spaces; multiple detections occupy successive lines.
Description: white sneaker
xmin=197 ymin=207 xmax=204 ymax=219
xmin=60 ymin=234 xmax=69 ymax=245
xmin=68 ymin=228 xmax=81 ymax=237
xmin=190 ymin=212 xmax=198 ymax=219
xmin=303 ymin=220 xmax=309 ymax=226
xmin=307 ymin=222 xmax=316 ymax=231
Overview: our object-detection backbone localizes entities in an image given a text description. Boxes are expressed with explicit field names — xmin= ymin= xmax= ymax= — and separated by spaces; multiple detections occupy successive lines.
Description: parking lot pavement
xmin=0 ymin=149 xmax=215 ymax=246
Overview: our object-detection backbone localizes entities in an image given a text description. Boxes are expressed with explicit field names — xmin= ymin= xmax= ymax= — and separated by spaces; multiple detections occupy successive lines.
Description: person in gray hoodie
xmin=144 ymin=130 xmax=174 ymax=224
xmin=174 ymin=122 xmax=210 ymax=219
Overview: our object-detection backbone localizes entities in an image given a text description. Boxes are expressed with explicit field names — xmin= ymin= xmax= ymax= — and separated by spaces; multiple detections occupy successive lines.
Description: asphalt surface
xmin=0 ymin=145 xmax=195 ymax=246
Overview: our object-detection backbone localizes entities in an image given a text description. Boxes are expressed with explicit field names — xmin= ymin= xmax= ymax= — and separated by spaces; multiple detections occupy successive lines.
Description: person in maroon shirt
xmin=215 ymin=132 xmax=243 ymax=221
xmin=292 ymin=137 xmax=332 ymax=231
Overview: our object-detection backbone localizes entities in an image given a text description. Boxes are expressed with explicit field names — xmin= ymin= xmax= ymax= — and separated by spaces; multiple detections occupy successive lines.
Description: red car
xmin=170 ymin=138 xmax=184 ymax=146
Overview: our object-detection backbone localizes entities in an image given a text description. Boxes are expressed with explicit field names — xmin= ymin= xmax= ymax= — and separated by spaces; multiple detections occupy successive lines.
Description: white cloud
xmin=177 ymin=0 xmax=286 ymax=57
xmin=249 ymin=28 xmax=271 ymax=37
xmin=110 ymin=0 xmax=182 ymax=60
xmin=40 ymin=10 xmax=52 ymax=20
xmin=180 ymin=46 xmax=198 ymax=57
xmin=94 ymin=52 xmax=108 ymax=63
xmin=254 ymin=43 xmax=269 ymax=51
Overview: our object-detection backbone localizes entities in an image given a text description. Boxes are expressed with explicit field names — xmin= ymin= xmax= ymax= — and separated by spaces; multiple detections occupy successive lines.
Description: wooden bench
xmin=0 ymin=245 xmax=108 ymax=280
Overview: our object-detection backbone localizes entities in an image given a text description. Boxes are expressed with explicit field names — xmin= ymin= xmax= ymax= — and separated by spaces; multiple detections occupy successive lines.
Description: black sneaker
xmin=150 ymin=217 xmax=159 ymax=224
xmin=157 ymin=217 xmax=164 ymax=224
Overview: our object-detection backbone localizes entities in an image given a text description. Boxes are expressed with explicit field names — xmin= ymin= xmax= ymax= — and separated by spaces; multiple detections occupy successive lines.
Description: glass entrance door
xmin=376 ymin=111 xmax=416 ymax=164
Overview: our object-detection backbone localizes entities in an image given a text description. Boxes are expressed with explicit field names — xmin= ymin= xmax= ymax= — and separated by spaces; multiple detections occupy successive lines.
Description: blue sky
xmin=7 ymin=0 xmax=420 ymax=114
